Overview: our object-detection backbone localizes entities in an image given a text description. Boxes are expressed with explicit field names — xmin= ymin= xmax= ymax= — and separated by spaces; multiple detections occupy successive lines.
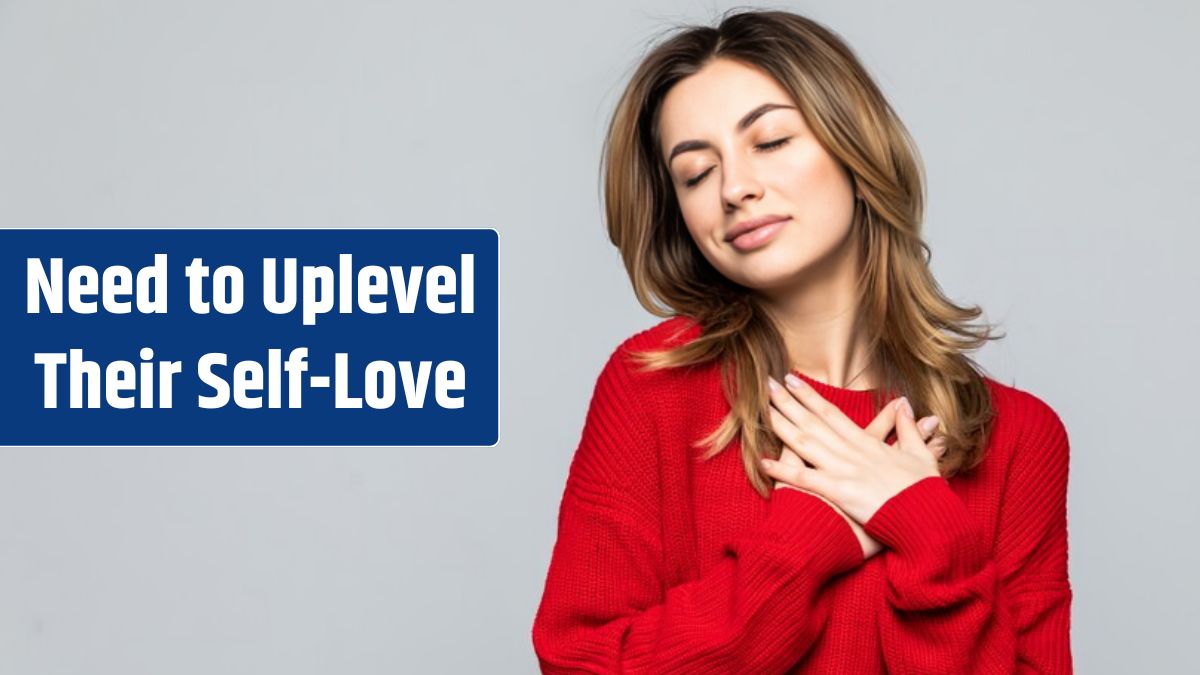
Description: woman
xmin=532 ymin=9 xmax=1072 ymax=673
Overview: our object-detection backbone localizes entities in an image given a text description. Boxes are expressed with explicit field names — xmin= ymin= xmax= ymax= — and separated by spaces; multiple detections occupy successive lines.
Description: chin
xmin=715 ymin=249 xmax=814 ymax=291
xmin=722 ymin=264 xmax=809 ymax=293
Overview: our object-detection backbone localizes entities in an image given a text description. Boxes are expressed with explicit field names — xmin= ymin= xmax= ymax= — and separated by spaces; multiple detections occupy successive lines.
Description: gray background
xmin=0 ymin=0 xmax=1195 ymax=672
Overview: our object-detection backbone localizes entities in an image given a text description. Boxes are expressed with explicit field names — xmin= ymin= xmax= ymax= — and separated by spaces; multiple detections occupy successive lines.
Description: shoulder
xmin=981 ymin=376 xmax=1070 ymax=470
xmin=594 ymin=315 xmax=713 ymax=406
xmin=571 ymin=318 xmax=703 ymax=485
xmin=600 ymin=315 xmax=702 ymax=377
xmin=983 ymin=378 xmax=1068 ymax=437
xmin=616 ymin=315 xmax=702 ymax=353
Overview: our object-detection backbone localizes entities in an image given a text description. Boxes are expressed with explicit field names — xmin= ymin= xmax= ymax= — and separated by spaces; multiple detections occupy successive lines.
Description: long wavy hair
xmin=602 ymin=9 xmax=1002 ymax=498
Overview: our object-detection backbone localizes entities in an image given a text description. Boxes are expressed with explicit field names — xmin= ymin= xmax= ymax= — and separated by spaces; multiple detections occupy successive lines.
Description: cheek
xmin=676 ymin=204 xmax=731 ymax=270
xmin=781 ymin=154 xmax=855 ymax=224
xmin=677 ymin=198 xmax=719 ymax=245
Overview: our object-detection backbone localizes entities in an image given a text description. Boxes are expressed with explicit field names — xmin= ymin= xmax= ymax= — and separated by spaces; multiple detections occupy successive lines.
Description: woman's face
xmin=657 ymin=58 xmax=858 ymax=294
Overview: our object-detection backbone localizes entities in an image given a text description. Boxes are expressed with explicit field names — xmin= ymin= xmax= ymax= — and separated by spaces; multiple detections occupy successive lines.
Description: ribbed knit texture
xmin=532 ymin=317 xmax=1073 ymax=674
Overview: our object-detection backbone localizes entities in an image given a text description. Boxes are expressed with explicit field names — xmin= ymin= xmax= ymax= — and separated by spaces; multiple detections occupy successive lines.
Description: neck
xmin=755 ymin=230 xmax=877 ymax=391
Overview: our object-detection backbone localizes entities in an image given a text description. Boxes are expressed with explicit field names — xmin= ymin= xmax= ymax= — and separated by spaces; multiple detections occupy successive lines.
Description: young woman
xmin=532 ymin=10 xmax=1072 ymax=673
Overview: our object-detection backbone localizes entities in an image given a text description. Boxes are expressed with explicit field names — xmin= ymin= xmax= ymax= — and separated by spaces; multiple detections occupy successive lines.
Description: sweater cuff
xmin=863 ymin=476 xmax=988 ymax=577
xmin=756 ymin=487 xmax=865 ymax=576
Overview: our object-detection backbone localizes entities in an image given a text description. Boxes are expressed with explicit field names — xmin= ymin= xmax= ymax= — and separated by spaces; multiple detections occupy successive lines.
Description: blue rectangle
xmin=0 ymin=228 xmax=498 ymax=446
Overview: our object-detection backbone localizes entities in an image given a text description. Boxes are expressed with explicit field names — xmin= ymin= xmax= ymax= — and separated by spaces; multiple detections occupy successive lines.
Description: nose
xmin=720 ymin=154 xmax=763 ymax=210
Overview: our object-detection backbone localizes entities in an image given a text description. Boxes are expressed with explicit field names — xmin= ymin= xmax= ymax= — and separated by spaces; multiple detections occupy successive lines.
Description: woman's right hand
xmin=771 ymin=401 xmax=945 ymax=560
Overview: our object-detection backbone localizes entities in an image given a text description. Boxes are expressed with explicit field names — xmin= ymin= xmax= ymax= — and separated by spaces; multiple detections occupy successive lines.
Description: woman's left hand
xmin=762 ymin=374 xmax=944 ymax=525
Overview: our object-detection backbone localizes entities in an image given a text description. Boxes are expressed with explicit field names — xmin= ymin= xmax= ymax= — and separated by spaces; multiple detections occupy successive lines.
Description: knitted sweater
xmin=532 ymin=316 xmax=1073 ymax=674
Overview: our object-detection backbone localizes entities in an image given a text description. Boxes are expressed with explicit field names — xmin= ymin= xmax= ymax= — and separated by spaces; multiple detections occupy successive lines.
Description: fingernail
xmin=784 ymin=373 xmax=804 ymax=389
xmin=895 ymin=397 xmax=914 ymax=419
xmin=919 ymin=416 xmax=940 ymax=434
xmin=760 ymin=458 xmax=774 ymax=469
xmin=767 ymin=377 xmax=780 ymax=393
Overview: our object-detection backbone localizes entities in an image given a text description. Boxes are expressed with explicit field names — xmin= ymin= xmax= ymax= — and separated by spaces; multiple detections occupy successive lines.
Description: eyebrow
xmin=665 ymin=103 xmax=797 ymax=164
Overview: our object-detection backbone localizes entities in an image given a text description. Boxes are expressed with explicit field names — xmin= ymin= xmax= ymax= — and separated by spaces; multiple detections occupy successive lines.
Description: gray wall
xmin=0 ymin=0 xmax=1195 ymax=672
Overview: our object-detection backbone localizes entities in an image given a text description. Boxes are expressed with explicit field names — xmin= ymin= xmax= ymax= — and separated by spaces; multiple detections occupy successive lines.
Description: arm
xmin=863 ymin=391 xmax=1073 ymax=674
xmin=531 ymin=345 xmax=865 ymax=674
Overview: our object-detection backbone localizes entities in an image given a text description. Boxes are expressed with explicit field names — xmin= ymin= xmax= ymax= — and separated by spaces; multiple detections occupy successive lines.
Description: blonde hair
xmin=602 ymin=9 xmax=1001 ymax=498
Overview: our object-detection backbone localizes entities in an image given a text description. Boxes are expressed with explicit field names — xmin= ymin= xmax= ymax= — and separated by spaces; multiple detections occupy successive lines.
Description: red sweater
xmin=532 ymin=316 xmax=1073 ymax=673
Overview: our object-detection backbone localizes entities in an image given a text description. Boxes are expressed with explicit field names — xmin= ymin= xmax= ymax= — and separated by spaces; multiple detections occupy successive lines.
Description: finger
xmin=864 ymin=398 xmax=938 ymax=443
xmin=880 ymin=396 xmax=939 ymax=447
xmin=863 ymin=398 xmax=900 ymax=440
xmin=768 ymin=404 xmax=836 ymax=468
xmin=782 ymin=373 xmax=865 ymax=442
xmin=773 ymin=435 xmax=811 ymax=468
xmin=761 ymin=456 xmax=832 ymax=495
xmin=892 ymin=414 xmax=940 ymax=446
xmin=927 ymin=434 xmax=948 ymax=460
xmin=917 ymin=415 xmax=941 ymax=442
xmin=893 ymin=397 xmax=926 ymax=454
xmin=767 ymin=378 xmax=845 ymax=458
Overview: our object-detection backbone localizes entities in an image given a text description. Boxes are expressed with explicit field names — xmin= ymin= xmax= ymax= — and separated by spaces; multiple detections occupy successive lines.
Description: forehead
xmin=658 ymin=59 xmax=795 ymax=145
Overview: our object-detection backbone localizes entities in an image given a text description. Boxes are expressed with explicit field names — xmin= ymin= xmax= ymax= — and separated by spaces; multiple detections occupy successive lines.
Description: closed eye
xmin=684 ymin=168 xmax=714 ymax=188
xmin=756 ymin=137 xmax=791 ymax=152
xmin=683 ymin=137 xmax=793 ymax=188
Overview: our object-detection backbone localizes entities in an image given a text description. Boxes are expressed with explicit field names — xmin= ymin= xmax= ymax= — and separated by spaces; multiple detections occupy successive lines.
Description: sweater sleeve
xmin=531 ymin=343 xmax=865 ymax=674
xmin=862 ymin=390 xmax=1073 ymax=674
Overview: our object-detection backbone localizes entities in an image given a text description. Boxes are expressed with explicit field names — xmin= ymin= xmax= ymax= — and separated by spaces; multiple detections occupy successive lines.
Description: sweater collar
xmin=787 ymin=368 xmax=887 ymax=428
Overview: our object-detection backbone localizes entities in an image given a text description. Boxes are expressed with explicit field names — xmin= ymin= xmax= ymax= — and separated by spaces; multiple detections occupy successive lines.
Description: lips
xmin=727 ymin=219 xmax=787 ymax=251
xmin=724 ymin=214 xmax=791 ymax=243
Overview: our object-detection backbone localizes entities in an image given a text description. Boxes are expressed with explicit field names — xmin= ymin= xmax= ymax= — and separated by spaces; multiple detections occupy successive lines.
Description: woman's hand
xmin=764 ymin=388 xmax=944 ymax=559
xmin=761 ymin=374 xmax=947 ymax=540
